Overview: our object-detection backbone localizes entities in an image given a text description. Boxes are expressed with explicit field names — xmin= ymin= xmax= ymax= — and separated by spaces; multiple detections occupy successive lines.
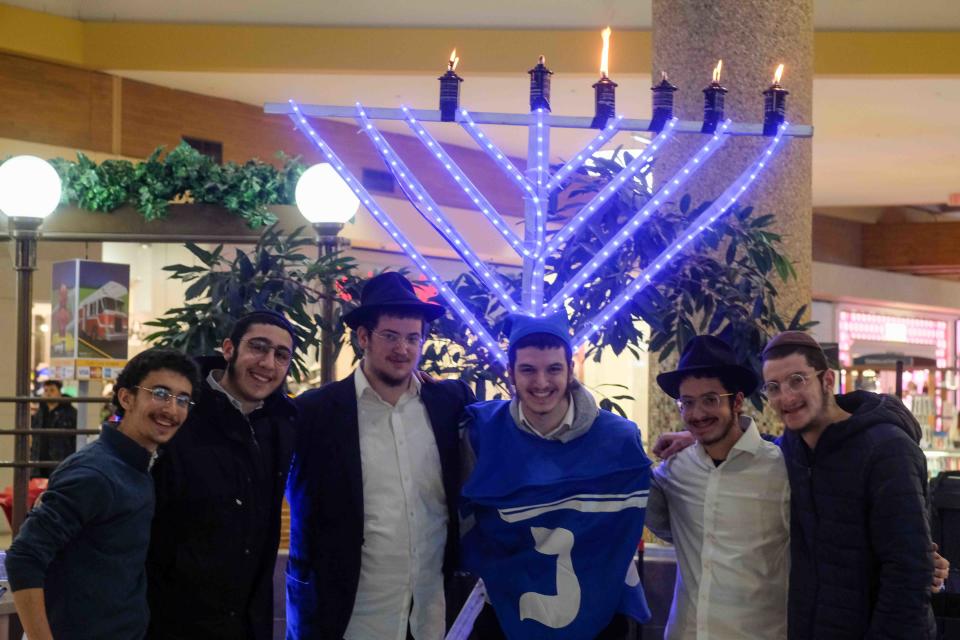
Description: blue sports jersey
xmin=461 ymin=400 xmax=652 ymax=640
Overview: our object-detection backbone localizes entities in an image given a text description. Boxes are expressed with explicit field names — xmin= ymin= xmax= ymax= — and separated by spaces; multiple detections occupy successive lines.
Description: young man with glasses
xmin=760 ymin=330 xmax=938 ymax=639
xmin=646 ymin=335 xmax=790 ymax=639
xmin=654 ymin=332 xmax=946 ymax=639
xmin=287 ymin=272 xmax=475 ymax=639
xmin=6 ymin=348 xmax=200 ymax=640
xmin=146 ymin=310 xmax=299 ymax=640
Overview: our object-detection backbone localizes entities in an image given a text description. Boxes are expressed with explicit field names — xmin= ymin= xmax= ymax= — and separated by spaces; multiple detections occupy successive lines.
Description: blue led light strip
xmin=286 ymin=100 xmax=508 ymax=365
xmin=528 ymin=108 xmax=548 ymax=315
xmin=399 ymin=106 xmax=526 ymax=257
xmin=571 ymin=122 xmax=790 ymax=350
xmin=354 ymin=104 xmax=520 ymax=314
xmin=458 ymin=109 xmax=542 ymax=206
xmin=540 ymin=119 xmax=678 ymax=261
xmin=544 ymin=115 xmax=624 ymax=195
xmin=545 ymin=119 xmax=733 ymax=313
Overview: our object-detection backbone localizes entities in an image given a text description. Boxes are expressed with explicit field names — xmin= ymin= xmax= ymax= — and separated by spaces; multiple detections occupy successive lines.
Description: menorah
xmin=265 ymin=99 xmax=811 ymax=366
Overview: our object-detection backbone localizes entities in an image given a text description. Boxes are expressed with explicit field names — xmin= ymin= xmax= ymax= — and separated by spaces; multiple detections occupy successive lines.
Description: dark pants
xmin=470 ymin=604 xmax=636 ymax=639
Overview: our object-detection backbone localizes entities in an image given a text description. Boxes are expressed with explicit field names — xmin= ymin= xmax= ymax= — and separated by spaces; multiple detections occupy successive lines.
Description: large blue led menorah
xmin=265 ymin=100 xmax=812 ymax=366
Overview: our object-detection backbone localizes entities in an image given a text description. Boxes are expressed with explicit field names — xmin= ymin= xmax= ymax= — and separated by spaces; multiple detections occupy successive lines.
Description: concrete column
xmin=647 ymin=0 xmax=813 ymax=442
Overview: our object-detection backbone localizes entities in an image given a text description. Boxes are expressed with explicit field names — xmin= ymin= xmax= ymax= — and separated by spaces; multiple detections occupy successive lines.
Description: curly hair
xmin=112 ymin=348 xmax=201 ymax=417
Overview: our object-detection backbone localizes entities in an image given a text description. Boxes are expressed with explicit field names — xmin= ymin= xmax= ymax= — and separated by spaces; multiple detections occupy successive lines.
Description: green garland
xmin=51 ymin=142 xmax=308 ymax=228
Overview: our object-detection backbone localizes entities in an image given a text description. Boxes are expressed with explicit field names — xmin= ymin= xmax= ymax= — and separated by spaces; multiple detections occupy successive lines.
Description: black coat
xmin=30 ymin=399 xmax=77 ymax=478
xmin=781 ymin=390 xmax=937 ymax=639
xmin=146 ymin=357 xmax=298 ymax=640
xmin=286 ymin=373 xmax=474 ymax=639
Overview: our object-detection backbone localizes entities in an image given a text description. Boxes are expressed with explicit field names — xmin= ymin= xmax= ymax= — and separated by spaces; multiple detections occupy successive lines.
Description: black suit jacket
xmin=286 ymin=372 xmax=475 ymax=639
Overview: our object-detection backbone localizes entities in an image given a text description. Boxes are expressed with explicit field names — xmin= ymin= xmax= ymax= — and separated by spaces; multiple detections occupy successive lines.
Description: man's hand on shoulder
xmin=652 ymin=431 xmax=696 ymax=460
xmin=932 ymin=543 xmax=950 ymax=593
xmin=415 ymin=370 xmax=441 ymax=385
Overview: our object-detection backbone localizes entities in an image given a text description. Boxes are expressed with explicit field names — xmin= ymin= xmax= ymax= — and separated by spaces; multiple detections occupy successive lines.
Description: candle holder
xmin=702 ymin=60 xmax=727 ymax=134
xmin=591 ymin=76 xmax=618 ymax=129
xmin=763 ymin=64 xmax=788 ymax=136
xmin=763 ymin=85 xmax=788 ymax=136
xmin=650 ymin=72 xmax=677 ymax=132
xmin=528 ymin=56 xmax=553 ymax=112
xmin=439 ymin=50 xmax=463 ymax=122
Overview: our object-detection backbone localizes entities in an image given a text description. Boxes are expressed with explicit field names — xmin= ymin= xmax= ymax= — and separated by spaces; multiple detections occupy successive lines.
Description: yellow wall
xmin=2 ymin=3 xmax=959 ymax=76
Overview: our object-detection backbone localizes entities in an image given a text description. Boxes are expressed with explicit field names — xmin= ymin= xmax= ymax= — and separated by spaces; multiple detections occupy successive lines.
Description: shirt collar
xmin=731 ymin=415 xmax=763 ymax=455
xmin=693 ymin=415 xmax=761 ymax=466
xmin=207 ymin=370 xmax=264 ymax=415
xmin=354 ymin=361 xmax=420 ymax=404
xmin=518 ymin=393 xmax=575 ymax=440
xmin=101 ymin=423 xmax=154 ymax=473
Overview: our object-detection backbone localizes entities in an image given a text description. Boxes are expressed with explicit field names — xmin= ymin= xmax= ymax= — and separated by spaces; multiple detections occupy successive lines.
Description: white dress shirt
xmin=344 ymin=367 xmax=449 ymax=640
xmin=646 ymin=416 xmax=790 ymax=640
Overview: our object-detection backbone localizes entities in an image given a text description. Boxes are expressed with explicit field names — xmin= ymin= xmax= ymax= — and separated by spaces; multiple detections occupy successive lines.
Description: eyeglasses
xmin=242 ymin=338 xmax=293 ymax=366
xmin=135 ymin=386 xmax=194 ymax=410
xmin=676 ymin=393 xmax=734 ymax=413
xmin=760 ymin=370 xmax=825 ymax=398
xmin=371 ymin=330 xmax=424 ymax=349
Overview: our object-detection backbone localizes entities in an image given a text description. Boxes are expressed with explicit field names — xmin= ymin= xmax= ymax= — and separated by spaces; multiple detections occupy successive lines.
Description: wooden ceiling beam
xmin=862 ymin=221 xmax=960 ymax=273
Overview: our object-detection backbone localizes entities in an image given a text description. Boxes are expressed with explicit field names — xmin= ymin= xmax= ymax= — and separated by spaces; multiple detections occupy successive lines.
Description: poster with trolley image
xmin=50 ymin=260 xmax=129 ymax=381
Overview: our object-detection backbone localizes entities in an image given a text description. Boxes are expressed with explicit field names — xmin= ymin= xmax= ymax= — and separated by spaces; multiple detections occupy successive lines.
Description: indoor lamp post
xmin=295 ymin=163 xmax=360 ymax=385
xmin=0 ymin=156 xmax=62 ymax=535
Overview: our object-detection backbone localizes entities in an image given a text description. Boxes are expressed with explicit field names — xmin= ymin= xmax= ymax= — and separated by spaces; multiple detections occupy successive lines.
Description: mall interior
xmin=0 ymin=0 xmax=958 ymax=637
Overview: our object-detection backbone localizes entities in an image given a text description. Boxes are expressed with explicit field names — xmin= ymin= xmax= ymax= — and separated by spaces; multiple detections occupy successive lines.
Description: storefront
xmin=813 ymin=299 xmax=960 ymax=475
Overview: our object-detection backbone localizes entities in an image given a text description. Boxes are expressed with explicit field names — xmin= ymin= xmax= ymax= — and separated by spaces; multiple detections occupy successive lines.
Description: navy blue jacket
xmin=781 ymin=391 xmax=937 ymax=639
xmin=6 ymin=425 xmax=154 ymax=640
xmin=286 ymin=373 xmax=474 ymax=639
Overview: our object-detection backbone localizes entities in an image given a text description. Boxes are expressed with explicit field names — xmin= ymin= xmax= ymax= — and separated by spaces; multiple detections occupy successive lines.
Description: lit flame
xmin=539 ymin=55 xmax=546 ymax=65
xmin=660 ymin=70 xmax=669 ymax=82
xmin=600 ymin=27 xmax=612 ymax=78
xmin=712 ymin=59 xmax=723 ymax=83
xmin=449 ymin=49 xmax=459 ymax=71
xmin=773 ymin=63 xmax=784 ymax=84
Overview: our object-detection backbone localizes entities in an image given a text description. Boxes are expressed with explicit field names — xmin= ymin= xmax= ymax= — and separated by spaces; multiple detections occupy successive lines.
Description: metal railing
xmin=0 ymin=396 xmax=108 ymax=533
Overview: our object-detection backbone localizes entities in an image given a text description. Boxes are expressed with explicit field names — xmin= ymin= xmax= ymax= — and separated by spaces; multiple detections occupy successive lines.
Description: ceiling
xmin=7 ymin=0 xmax=960 ymax=208
xmin=9 ymin=0 xmax=960 ymax=29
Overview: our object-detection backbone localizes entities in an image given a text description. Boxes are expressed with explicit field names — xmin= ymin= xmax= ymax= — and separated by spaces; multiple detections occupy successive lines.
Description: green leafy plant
xmin=414 ymin=151 xmax=813 ymax=409
xmin=50 ymin=142 xmax=307 ymax=227
xmin=145 ymin=225 xmax=361 ymax=380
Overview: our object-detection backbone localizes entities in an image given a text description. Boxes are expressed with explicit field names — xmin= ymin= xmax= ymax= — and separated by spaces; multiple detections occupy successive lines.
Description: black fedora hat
xmin=342 ymin=272 xmax=445 ymax=329
xmin=656 ymin=335 xmax=759 ymax=399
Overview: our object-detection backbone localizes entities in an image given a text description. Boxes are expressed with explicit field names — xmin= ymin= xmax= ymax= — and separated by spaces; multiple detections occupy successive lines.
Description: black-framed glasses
xmin=371 ymin=329 xmax=424 ymax=349
xmin=760 ymin=370 xmax=825 ymax=398
xmin=242 ymin=338 xmax=293 ymax=366
xmin=676 ymin=393 xmax=734 ymax=413
xmin=135 ymin=386 xmax=194 ymax=410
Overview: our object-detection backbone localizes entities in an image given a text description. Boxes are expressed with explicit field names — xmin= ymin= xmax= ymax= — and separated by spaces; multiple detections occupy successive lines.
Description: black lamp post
xmin=295 ymin=163 xmax=359 ymax=385
xmin=0 ymin=156 xmax=62 ymax=534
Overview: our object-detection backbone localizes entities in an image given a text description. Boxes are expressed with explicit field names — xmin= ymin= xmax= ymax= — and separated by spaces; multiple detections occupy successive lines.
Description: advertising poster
xmin=50 ymin=260 xmax=130 ymax=377
xmin=50 ymin=261 xmax=78 ymax=359
xmin=76 ymin=261 xmax=130 ymax=360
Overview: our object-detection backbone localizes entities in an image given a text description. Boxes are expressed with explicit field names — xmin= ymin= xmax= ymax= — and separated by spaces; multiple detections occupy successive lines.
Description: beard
xmin=366 ymin=361 xmax=410 ymax=388
xmin=796 ymin=387 xmax=833 ymax=434
xmin=697 ymin=413 xmax=737 ymax=447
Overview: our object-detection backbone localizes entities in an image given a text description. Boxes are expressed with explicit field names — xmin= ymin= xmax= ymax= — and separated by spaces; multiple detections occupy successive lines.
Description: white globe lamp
xmin=295 ymin=163 xmax=359 ymax=225
xmin=0 ymin=155 xmax=62 ymax=220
